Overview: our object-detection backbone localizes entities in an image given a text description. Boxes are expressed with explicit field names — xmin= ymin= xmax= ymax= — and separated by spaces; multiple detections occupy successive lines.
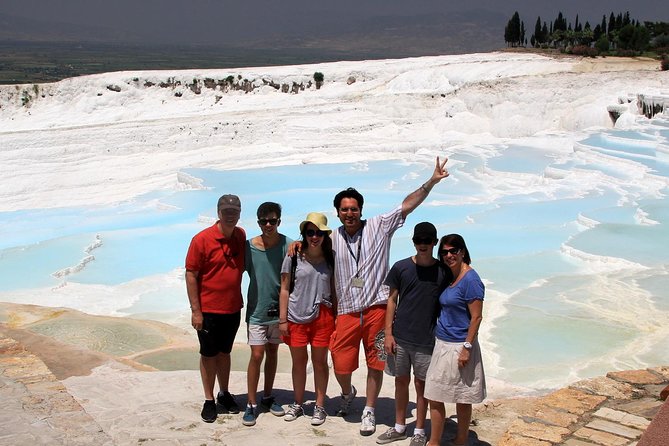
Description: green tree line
xmin=504 ymin=10 xmax=669 ymax=56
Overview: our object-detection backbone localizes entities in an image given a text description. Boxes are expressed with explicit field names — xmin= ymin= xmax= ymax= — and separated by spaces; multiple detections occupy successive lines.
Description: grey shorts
xmin=384 ymin=343 xmax=432 ymax=381
xmin=247 ymin=323 xmax=282 ymax=346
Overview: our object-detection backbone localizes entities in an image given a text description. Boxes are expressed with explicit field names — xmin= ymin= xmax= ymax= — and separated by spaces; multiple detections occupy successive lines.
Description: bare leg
xmin=335 ymin=372 xmax=353 ymax=395
xmin=365 ymin=367 xmax=384 ymax=408
xmin=311 ymin=346 xmax=330 ymax=407
xmin=394 ymin=375 xmax=410 ymax=424
xmin=454 ymin=403 xmax=472 ymax=445
xmin=427 ymin=400 xmax=445 ymax=446
xmin=289 ymin=346 xmax=308 ymax=404
xmin=200 ymin=355 xmax=218 ymax=400
xmin=263 ymin=343 xmax=279 ymax=397
xmin=246 ymin=345 xmax=265 ymax=405
xmin=414 ymin=378 xmax=427 ymax=430
xmin=215 ymin=352 xmax=231 ymax=394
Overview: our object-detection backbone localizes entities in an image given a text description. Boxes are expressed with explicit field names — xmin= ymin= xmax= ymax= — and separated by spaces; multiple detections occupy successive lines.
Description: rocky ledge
xmin=498 ymin=367 xmax=669 ymax=446
xmin=0 ymin=335 xmax=112 ymax=445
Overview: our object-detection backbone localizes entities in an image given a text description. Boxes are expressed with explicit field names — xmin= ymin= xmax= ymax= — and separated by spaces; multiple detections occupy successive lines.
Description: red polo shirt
xmin=185 ymin=222 xmax=246 ymax=314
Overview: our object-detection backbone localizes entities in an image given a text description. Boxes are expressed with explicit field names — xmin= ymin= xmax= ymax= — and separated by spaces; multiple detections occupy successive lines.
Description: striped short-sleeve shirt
xmin=332 ymin=205 xmax=405 ymax=315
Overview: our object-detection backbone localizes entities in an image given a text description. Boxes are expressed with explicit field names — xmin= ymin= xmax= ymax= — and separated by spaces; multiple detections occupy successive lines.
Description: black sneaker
xmin=216 ymin=391 xmax=240 ymax=414
xmin=260 ymin=396 xmax=285 ymax=416
xmin=336 ymin=385 xmax=357 ymax=416
xmin=201 ymin=399 xmax=217 ymax=423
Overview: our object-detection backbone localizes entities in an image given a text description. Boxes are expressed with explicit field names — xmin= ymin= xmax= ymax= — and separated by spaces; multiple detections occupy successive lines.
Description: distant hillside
xmin=0 ymin=10 xmax=503 ymax=57
xmin=0 ymin=9 xmax=505 ymax=84
xmin=241 ymin=11 xmax=504 ymax=56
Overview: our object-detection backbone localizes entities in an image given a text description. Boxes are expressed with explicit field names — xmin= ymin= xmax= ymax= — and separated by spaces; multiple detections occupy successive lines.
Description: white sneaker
xmin=283 ymin=403 xmax=304 ymax=422
xmin=311 ymin=405 xmax=327 ymax=426
xmin=360 ymin=410 xmax=376 ymax=436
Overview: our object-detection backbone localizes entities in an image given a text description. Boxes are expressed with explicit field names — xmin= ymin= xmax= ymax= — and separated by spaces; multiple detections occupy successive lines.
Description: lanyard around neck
xmin=344 ymin=221 xmax=365 ymax=277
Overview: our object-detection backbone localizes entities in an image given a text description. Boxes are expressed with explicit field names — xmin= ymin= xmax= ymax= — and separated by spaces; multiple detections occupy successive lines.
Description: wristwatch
xmin=463 ymin=341 xmax=472 ymax=350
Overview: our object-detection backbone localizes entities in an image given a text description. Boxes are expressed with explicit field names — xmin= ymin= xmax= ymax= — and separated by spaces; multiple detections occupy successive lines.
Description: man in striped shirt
xmin=329 ymin=157 xmax=449 ymax=437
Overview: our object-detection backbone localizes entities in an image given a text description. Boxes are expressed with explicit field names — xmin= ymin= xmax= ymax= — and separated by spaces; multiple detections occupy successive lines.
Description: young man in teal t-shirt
xmin=243 ymin=202 xmax=292 ymax=426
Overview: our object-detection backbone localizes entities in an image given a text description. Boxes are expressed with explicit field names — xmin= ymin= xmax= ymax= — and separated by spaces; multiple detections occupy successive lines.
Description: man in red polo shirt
xmin=186 ymin=194 xmax=245 ymax=423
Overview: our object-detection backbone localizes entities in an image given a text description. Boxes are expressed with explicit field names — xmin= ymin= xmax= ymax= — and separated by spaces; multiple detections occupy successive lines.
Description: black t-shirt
xmin=384 ymin=257 xmax=448 ymax=353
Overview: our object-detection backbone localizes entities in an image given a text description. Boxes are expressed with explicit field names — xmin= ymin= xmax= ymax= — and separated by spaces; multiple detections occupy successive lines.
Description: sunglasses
xmin=412 ymin=237 xmax=434 ymax=245
xmin=440 ymin=248 xmax=461 ymax=256
xmin=339 ymin=207 xmax=360 ymax=213
xmin=258 ymin=218 xmax=279 ymax=226
xmin=305 ymin=229 xmax=326 ymax=237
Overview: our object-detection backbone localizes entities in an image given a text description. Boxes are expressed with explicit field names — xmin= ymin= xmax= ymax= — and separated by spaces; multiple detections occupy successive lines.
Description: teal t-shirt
xmin=245 ymin=234 xmax=291 ymax=324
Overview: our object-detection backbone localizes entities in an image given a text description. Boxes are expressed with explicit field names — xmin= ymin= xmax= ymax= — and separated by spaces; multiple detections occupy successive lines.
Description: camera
xmin=267 ymin=304 xmax=279 ymax=318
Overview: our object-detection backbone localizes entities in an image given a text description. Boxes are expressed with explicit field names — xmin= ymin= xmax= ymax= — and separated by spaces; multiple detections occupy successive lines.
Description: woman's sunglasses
xmin=305 ymin=229 xmax=326 ymax=237
xmin=440 ymin=248 xmax=461 ymax=256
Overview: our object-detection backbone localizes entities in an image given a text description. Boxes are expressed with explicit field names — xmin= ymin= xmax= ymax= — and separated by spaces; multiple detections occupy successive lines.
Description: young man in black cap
xmin=376 ymin=222 xmax=449 ymax=446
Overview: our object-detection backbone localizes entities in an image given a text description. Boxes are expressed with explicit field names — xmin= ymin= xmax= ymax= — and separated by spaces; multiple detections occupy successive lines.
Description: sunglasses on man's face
xmin=412 ymin=237 xmax=434 ymax=245
xmin=440 ymin=248 xmax=461 ymax=257
xmin=305 ymin=229 xmax=326 ymax=237
xmin=258 ymin=218 xmax=279 ymax=226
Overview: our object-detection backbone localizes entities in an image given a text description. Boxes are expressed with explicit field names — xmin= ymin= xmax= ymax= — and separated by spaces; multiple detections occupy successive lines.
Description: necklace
xmin=304 ymin=249 xmax=324 ymax=264
xmin=451 ymin=264 xmax=470 ymax=286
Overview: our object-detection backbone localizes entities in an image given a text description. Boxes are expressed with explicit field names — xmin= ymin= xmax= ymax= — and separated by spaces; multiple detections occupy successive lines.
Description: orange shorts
xmin=329 ymin=304 xmax=387 ymax=373
xmin=282 ymin=305 xmax=335 ymax=348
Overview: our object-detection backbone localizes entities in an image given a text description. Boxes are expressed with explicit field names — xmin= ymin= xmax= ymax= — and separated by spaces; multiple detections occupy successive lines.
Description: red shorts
xmin=282 ymin=305 xmax=335 ymax=348
xmin=329 ymin=304 xmax=387 ymax=373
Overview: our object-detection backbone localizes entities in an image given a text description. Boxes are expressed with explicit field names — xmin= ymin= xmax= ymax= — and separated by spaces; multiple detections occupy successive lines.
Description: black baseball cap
xmin=412 ymin=222 xmax=437 ymax=242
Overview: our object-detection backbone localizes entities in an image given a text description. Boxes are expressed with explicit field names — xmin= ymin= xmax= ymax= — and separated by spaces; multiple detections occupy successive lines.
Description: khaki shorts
xmin=247 ymin=323 xmax=282 ymax=346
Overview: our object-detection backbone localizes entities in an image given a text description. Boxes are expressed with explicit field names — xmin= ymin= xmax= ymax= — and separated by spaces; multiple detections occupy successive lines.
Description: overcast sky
xmin=1 ymin=0 xmax=667 ymax=45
